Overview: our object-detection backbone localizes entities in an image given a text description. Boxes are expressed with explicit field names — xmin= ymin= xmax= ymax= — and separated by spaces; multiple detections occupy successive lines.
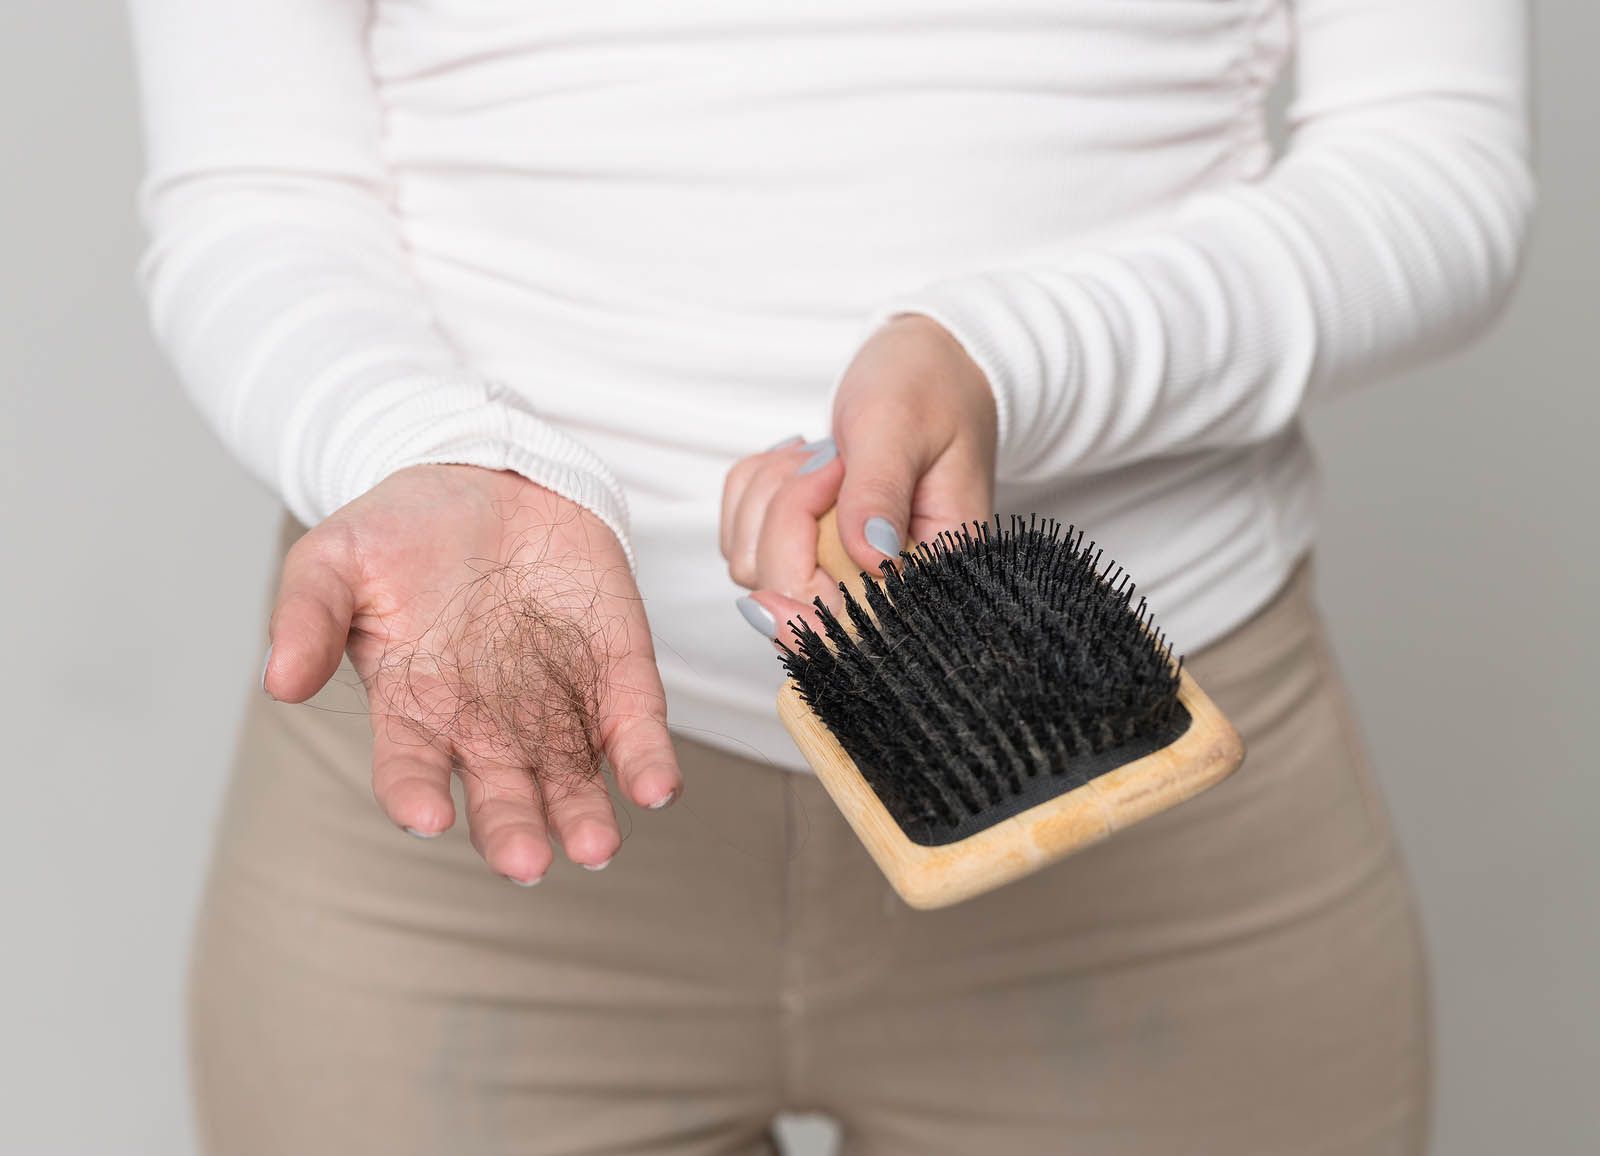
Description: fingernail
xmin=582 ymin=857 xmax=613 ymax=872
xmin=763 ymin=433 xmax=805 ymax=452
xmin=404 ymin=826 xmax=440 ymax=840
xmin=736 ymin=596 xmax=776 ymax=637
xmin=796 ymin=438 xmax=837 ymax=475
xmin=260 ymin=644 xmax=274 ymax=698
xmin=646 ymin=788 xmax=678 ymax=811
xmin=864 ymin=516 xmax=902 ymax=558
xmin=504 ymin=874 xmax=543 ymax=888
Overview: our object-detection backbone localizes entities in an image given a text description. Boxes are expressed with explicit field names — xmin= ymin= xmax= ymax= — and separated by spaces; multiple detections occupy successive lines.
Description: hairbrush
xmin=774 ymin=510 xmax=1245 ymax=910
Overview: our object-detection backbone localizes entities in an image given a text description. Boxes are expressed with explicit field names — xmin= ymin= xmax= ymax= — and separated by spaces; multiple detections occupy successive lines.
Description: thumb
xmin=264 ymin=534 xmax=358 ymax=702
xmin=832 ymin=434 xmax=920 ymax=575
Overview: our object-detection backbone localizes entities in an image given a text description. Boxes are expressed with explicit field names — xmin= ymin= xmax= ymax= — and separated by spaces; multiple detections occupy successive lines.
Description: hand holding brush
xmin=723 ymin=314 xmax=998 ymax=634
xmin=727 ymin=316 xmax=1244 ymax=909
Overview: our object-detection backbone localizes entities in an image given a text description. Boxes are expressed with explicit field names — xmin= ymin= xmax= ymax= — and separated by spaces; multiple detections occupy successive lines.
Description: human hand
xmin=721 ymin=314 xmax=997 ymax=635
xmin=260 ymin=464 xmax=681 ymax=884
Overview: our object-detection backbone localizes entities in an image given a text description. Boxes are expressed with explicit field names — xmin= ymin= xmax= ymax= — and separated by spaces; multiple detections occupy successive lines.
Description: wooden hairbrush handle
xmin=815 ymin=508 xmax=880 ymax=609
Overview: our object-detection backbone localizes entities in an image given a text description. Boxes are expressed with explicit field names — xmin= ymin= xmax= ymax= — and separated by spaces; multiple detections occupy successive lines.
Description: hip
xmin=189 ymin=529 xmax=1428 ymax=1153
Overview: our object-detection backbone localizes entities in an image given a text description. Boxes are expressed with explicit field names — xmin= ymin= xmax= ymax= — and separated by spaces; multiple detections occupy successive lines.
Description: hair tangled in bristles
xmin=778 ymin=515 xmax=1188 ymax=845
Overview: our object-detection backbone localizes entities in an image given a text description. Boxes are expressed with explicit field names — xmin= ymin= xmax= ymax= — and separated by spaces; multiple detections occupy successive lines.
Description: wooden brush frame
xmin=775 ymin=511 xmax=1247 ymax=911
xmin=777 ymin=668 xmax=1244 ymax=910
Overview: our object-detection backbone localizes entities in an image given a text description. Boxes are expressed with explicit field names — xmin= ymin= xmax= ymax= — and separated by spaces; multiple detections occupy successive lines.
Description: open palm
xmin=260 ymin=464 xmax=681 ymax=884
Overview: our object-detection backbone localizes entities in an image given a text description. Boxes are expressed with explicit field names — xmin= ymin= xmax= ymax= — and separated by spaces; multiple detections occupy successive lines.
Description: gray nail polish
xmin=404 ymin=826 xmax=440 ymax=840
xmin=864 ymin=516 xmax=903 ymax=558
xmin=762 ymin=433 xmax=805 ymax=452
xmin=796 ymin=438 xmax=838 ymax=475
xmin=736 ymin=596 xmax=776 ymax=637
xmin=260 ymin=644 xmax=274 ymax=698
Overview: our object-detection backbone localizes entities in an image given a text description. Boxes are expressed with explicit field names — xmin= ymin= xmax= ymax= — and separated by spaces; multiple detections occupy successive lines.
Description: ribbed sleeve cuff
xmin=840 ymin=271 xmax=1084 ymax=481
xmin=281 ymin=373 xmax=635 ymax=570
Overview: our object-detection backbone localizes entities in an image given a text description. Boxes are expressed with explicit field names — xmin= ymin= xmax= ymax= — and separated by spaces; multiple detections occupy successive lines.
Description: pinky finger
xmin=741 ymin=589 xmax=835 ymax=650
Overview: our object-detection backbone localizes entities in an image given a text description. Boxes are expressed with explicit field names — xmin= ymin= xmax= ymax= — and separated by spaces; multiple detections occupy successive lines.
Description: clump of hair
xmin=371 ymin=549 xmax=614 ymax=803
xmin=777 ymin=515 xmax=1187 ymax=845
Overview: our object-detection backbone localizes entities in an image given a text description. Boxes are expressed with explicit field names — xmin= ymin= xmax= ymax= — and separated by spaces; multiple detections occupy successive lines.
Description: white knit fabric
xmin=130 ymin=0 xmax=1532 ymax=769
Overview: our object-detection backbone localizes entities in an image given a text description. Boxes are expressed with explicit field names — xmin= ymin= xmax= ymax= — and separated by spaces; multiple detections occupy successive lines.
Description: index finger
xmin=754 ymin=446 xmax=847 ymax=606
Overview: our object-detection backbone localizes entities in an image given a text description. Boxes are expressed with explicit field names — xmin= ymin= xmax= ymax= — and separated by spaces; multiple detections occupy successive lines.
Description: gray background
xmin=3 ymin=2 xmax=1594 ymax=1153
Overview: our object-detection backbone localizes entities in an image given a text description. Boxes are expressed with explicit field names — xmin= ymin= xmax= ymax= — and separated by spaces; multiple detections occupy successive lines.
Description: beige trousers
xmin=189 ymin=516 xmax=1430 ymax=1155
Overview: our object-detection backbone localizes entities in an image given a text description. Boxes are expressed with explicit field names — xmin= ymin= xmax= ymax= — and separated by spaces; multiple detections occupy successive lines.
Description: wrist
xmin=833 ymin=313 xmax=998 ymax=457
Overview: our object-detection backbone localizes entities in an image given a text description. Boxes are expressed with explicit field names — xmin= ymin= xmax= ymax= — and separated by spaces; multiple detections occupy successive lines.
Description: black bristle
xmin=777 ymin=515 xmax=1190 ymax=846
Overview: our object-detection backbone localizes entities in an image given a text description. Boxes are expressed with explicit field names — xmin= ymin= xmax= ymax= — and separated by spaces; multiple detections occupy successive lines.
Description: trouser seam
xmin=777 ymin=778 xmax=805 ymax=1108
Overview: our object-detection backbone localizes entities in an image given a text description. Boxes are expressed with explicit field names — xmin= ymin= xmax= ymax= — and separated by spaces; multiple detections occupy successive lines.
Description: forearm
xmin=129 ymin=0 xmax=632 ymax=557
xmin=871 ymin=0 xmax=1533 ymax=486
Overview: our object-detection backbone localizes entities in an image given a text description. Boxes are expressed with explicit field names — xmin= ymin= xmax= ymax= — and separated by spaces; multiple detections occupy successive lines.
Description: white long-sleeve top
xmin=130 ymin=0 xmax=1532 ymax=769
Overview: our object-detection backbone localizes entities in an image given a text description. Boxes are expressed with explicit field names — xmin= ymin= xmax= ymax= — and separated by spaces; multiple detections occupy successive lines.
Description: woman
xmin=130 ymin=1 xmax=1531 ymax=1152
